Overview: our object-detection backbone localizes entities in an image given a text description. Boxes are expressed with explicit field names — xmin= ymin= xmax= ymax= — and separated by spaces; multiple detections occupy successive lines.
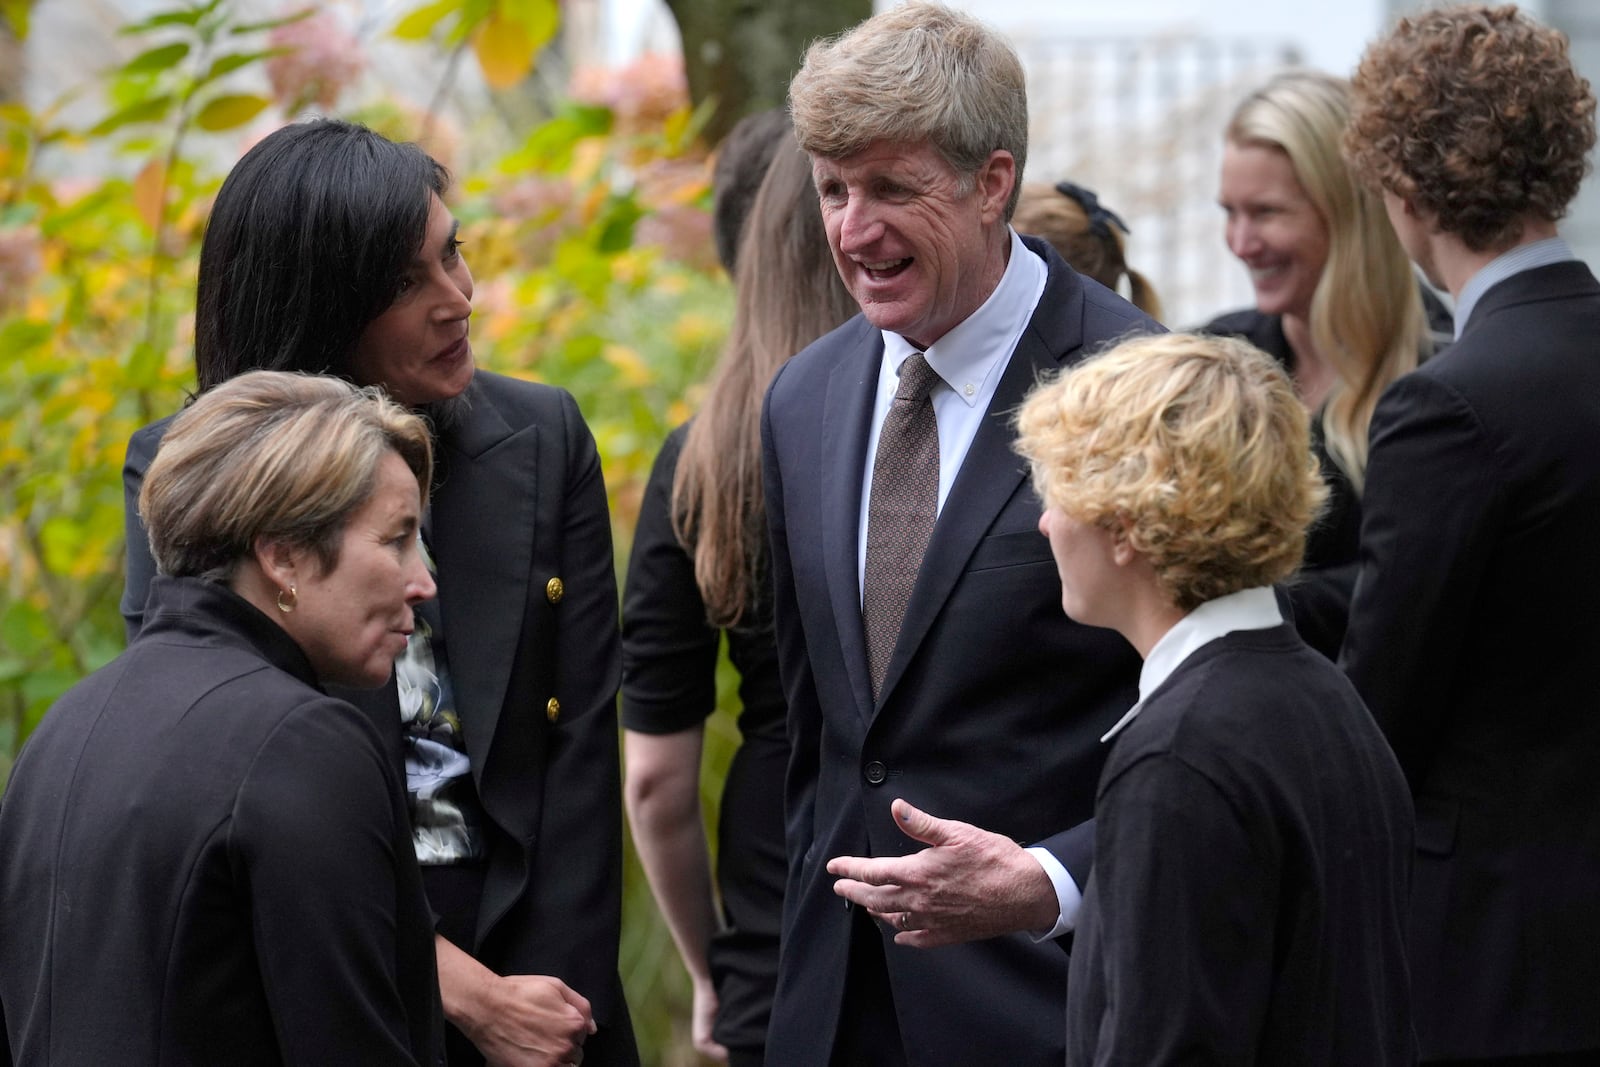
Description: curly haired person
xmin=1342 ymin=6 xmax=1600 ymax=1063
xmin=1016 ymin=332 xmax=1414 ymax=1066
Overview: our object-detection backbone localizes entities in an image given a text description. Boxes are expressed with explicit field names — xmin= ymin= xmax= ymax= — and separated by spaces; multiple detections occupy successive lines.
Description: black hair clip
xmin=1054 ymin=181 xmax=1130 ymax=241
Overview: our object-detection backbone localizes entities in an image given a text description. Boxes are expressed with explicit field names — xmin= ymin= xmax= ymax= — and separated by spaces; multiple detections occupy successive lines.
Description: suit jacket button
xmin=546 ymin=577 xmax=565 ymax=604
xmin=864 ymin=760 xmax=887 ymax=785
xmin=546 ymin=697 xmax=561 ymax=723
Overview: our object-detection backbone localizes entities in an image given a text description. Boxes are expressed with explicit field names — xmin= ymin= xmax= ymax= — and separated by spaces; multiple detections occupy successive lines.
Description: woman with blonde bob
xmin=1015 ymin=333 xmax=1415 ymax=1065
xmin=1206 ymin=69 xmax=1447 ymax=656
xmin=0 ymin=371 xmax=441 ymax=1065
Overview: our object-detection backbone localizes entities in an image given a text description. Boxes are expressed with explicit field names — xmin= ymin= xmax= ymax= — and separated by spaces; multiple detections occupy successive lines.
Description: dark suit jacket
xmin=1342 ymin=260 xmax=1600 ymax=1059
xmin=0 ymin=577 xmax=440 ymax=1066
xmin=760 ymin=237 xmax=1154 ymax=1066
xmin=122 ymin=371 xmax=636 ymax=1064
xmin=1068 ymin=625 xmax=1414 ymax=1066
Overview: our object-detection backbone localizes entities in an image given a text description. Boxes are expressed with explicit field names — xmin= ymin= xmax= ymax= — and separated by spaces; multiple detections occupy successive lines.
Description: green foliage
xmin=1 ymin=1 xmax=741 ymax=1061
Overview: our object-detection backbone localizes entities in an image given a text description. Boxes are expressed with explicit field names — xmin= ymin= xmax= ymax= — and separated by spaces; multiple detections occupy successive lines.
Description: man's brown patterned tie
xmin=863 ymin=351 xmax=941 ymax=701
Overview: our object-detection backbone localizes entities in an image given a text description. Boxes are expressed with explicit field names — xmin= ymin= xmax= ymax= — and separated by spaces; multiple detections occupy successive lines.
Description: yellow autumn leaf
xmin=133 ymin=158 xmax=165 ymax=233
xmin=473 ymin=11 xmax=535 ymax=90
xmin=603 ymin=343 xmax=654 ymax=388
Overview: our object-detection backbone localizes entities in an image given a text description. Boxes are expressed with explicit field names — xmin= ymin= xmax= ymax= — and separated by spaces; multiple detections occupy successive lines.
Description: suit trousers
xmin=831 ymin=906 xmax=908 ymax=1067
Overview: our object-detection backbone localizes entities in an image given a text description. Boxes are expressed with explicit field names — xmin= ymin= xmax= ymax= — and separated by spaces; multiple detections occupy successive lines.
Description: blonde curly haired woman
xmin=1015 ymin=332 xmax=1414 ymax=1065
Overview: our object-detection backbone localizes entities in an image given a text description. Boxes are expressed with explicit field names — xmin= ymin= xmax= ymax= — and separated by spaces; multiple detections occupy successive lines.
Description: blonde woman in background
xmin=1013 ymin=180 xmax=1164 ymax=321
xmin=1203 ymin=69 xmax=1450 ymax=657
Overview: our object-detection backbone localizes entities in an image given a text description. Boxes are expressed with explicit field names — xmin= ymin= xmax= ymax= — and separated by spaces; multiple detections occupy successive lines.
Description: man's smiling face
xmin=811 ymin=139 xmax=1013 ymax=349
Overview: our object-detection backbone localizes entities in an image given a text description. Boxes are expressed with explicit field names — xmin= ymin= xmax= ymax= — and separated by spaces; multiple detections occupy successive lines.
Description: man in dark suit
xmin=1341 ymin=5 xmax=1600 ymax=1063
xmin=760 ymin=4 xmax=1158 ymax=1063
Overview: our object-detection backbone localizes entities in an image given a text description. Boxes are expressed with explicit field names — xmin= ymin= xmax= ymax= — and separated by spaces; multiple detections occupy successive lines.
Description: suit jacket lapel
xmin=427 ymin=379 xmax=539 ymax=785
xmin=820 ymin=320 xmax=882 ymax=724
xmin=875 ymin=247 xmax=1087 ymax=707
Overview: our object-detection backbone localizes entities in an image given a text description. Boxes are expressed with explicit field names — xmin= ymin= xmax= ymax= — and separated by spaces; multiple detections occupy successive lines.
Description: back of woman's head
xmin=1226 ymin=69 xmax=1426 ymax=489
xmin=1012 ymin=181 xmax=1163 ymax=321
xmin=195 ymin=119 xmax=449 ymax=391
xmin=141 ymin=370 xmax=432 ymax=583
xmin=672 ymin=131 xmax=858 ymax=628
xmin=1016 ymin=332 xmax=1326 ymax=611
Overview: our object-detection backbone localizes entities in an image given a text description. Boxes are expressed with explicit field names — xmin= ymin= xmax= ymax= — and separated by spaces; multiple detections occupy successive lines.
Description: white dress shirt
xmin=1027 ymin=585 xmax=1283 ymax=939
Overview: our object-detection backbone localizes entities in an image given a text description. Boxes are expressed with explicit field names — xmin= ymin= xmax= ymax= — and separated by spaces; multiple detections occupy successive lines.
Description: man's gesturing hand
xmin=825 ymin=798 xmax=1061 ymax=947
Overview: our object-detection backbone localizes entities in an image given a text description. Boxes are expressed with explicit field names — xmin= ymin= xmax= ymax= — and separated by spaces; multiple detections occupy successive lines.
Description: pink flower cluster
xmin=266 ymin=9 xmax=367 ymax=112
xmin=568 ymin=52 xmax=690 ymax=134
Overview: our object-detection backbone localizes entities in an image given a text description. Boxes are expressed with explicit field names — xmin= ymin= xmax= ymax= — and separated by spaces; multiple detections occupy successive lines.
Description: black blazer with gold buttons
xmin=122 ymin=369 xmax=638 ymax=1065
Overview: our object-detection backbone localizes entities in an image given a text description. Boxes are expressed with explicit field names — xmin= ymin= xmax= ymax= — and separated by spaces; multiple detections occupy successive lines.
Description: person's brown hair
xmin=788 ymin=1 xmax=1029 ymax=219
xmin=711 ymin=109 xmax=792 ymax=275
xmin=140 ymin=371 xmax=432 ymax=582
xmin=671 ymin=134 xmax=858 ymax=628
xmin=1012 ymin=181 xmax=1163 ymax=320
xmin=1345 ymin=3 xmax=1596 ymax=251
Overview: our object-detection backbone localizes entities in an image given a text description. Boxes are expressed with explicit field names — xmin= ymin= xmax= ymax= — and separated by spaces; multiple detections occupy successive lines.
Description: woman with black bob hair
xmin=122 ymin=118 xmax=637 ymax=1067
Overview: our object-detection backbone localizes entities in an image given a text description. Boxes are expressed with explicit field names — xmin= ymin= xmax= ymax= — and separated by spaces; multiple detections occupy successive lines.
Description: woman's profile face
xmin=1219 ymin=141 xmax=1330 ymax=323
xmin=280 ymin=450 xmax=436 ymax=689
xmin=350 ymin=193 xmax=475 ymax=406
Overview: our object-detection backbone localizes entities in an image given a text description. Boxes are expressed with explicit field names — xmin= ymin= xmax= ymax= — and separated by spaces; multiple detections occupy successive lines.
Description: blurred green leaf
xmin=229 ymin=7 xmax=315 ymax=35
xmin=506 ymin=106 xmax=613 ymax=173
xmin=200 ymin=48 xmax=291 ymax=83
xmin=0 ymin=321 xmax=52 ymax=357
xmin=87 ymin=94 xmax=175 ymax=136
xmin=118 ymin=8 xmax=204 ymax=35
xmin=393 ymin=0 xmax=455 ymax=40
xmin=2 ymin=0 xmax=31 ymax=38
xmin=192 ymin=93 xmax=270 ymax=131
xmin=595 ymin=196 xmax=644 ymax=254
xmin=120 ymin=42 xmax=191 ymax=76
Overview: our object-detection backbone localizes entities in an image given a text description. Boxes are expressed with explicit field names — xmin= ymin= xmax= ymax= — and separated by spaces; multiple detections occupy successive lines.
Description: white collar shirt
xmin=1453 ymin=236 xmax=1575 ymax=338
xmin=1098 ymin=585 xmax=1284 ymax=744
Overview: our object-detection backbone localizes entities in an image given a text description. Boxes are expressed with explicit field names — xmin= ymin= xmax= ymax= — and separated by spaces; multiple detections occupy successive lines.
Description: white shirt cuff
xmin=1025 ymin=845 xmax=1081 ymax=942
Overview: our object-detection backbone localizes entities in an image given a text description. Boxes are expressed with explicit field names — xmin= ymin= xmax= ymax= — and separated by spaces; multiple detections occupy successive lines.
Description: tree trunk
xmin=664 ymin=0 xmax=870 ymax=147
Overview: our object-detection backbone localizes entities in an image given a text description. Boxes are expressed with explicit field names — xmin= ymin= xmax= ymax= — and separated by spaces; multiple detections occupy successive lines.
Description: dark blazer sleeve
xmin=1076 ymin=753 xmax=1276 ymax=1063
xmin=620 ymin=426 xmax=720 ymax=735
xmin=121 ymin=422 xmax=166 ymax=642
xmin=1341 ymin=372 xmax=1504 ymax=784
xmin=235 ymin=699 xmax=434 ymax=1066
xmin=760 ymin=366 xmax=822 ymax=925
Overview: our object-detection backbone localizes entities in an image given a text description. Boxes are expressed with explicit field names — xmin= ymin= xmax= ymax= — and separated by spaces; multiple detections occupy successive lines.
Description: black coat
xmin=760 ymin=238 xmax=1156 ymax=1066
xmin=0 ymin=577 xmax=441 ymax=1065
xmin=121 ymin=371 xmax=637 ymax=1064
xmin=1068 ymin=625 xmax=1414 ymax=1066
xmin=1342 ymin=261 xmax=1600 ymax=1059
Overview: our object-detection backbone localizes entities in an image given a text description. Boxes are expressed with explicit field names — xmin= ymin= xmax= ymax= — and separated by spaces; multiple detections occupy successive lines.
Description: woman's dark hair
xmin=672 ymin=133 xmax=857 ymax=627
xmin=194 ymin=119 xmax=449 ymax=391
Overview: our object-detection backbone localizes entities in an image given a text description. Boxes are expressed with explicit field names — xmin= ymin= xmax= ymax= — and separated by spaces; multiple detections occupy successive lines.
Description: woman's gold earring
xmin=276 ymin=584 xmax=298 ymax=613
